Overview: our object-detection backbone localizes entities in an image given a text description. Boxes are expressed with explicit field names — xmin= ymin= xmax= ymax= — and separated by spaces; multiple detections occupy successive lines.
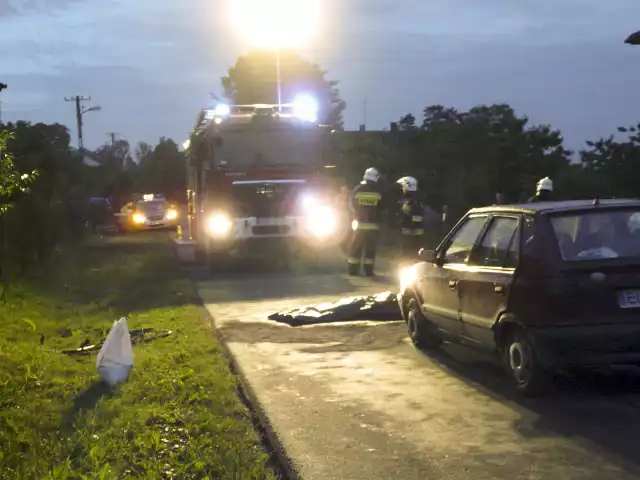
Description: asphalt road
xmin=193 ymin=246 xmax=640 ymax=480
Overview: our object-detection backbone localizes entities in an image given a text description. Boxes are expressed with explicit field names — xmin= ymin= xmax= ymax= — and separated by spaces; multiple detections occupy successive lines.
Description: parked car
xmin=86 ymin=197 xmax=115 ymax=231
xmin=398 ymin=199 xmax=640 ymax=396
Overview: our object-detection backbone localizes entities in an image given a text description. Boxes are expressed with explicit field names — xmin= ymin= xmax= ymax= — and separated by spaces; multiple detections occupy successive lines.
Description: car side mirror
xmin=418 ymin=248 xmax=437 ymax=263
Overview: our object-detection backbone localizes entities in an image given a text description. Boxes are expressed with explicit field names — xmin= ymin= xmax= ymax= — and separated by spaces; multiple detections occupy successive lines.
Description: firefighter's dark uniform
xmin=399 ymin=194 xmax=424 ymax=263
xmin=348 ymin=181 xmax=385 ymax=276
xmin=527 ymin=189 xmax=553 ymax=203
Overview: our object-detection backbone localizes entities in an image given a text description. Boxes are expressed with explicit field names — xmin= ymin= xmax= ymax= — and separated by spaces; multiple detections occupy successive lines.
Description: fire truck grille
xmin=147 ymin=215 xmax=164 ymax=221
xmin=252 ymin=225 xmax=290 ymax=236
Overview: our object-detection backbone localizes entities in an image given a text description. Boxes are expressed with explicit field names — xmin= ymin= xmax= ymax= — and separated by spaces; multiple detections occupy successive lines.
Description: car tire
xmin=504 ymin=328 xmax=550 ymax=397
xmin=407 ymin=299 xmax=442 ymax=350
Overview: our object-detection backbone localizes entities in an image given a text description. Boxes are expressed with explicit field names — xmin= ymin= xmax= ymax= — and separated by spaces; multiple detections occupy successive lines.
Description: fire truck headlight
xmin=214 ymin=103 xmax=230 ymax=116
xmin=207 ymin=214 xmax=233 ymax=237
xmin=166 ymin=209 xmax=178 ymax=220
xmin=306 ymin=205 xmax=336 ymax=238
xmin=399 ymin=265 xmax=418 ymax=293
xmin=301 ymin=194 xmax=318 ymax=210
xmin=133 ymin=213 xmax=146 ymax=224
xmin=292 ymin=94 xmax=318 ymax=123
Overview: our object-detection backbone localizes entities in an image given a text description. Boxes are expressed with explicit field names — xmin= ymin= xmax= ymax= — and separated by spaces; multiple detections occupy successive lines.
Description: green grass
xmin=0 ymin=233 xmax=276 ymax=480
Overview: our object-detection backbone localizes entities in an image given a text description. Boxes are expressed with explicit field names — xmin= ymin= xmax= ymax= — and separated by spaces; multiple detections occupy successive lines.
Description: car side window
xmin=471 ymin=216 xmax=520 ymax=268
xmin=442 ymin=216 xmax=488 ymax=264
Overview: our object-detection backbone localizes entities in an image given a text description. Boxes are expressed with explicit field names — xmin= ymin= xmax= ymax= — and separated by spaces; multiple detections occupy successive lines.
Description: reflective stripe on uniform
xmin=355 ymin=191 xmax=382 ymax=206
xmin=355 ymin=222 xmax=379 ymax=231
xmin=412 ymin=215 xmax=424 ymax=222
xmin=347 ymin=257 xmax=361 ymax=265
xmin=363 ymin=258 xmax=375 ymax=265
xmin=401 ymin=228 xmax=425 ymax=236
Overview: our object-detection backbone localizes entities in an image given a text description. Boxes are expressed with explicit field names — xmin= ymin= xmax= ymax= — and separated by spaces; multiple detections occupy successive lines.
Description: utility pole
xmin=64 ymin=95 xmax=91 ymax=150
xmin=106 ymin=132 xmax=118 ymax=147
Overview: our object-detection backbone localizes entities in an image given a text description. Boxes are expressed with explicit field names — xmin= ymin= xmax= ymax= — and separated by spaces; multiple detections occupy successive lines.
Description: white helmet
xmin=363 ymin=167 xmax=380 ymax=183
xmin=537 ymin=177 xmax=553 ymax=192
xmin=397 ymin=176 xmax=418 ymax=192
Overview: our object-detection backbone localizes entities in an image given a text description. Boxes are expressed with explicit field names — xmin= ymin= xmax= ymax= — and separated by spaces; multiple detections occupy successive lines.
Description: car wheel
xmin=504 ymin=328 xmax=550 ymax=396
xmin=407 ymin=299 xmax=442 ymax=350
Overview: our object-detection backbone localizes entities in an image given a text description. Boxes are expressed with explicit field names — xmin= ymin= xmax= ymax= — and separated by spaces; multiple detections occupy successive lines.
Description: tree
xmin=398 ymin=114 xmax=417 ymax=131
xmin=0 ymin=130 xmax=36 ymax=216
xmin=91 ymin=139 xmax=137 ymax=207
xmin=135 ymin=141 xmax=153 ymax=163
xmin=221 ymin=50 xmax=346 ymax=128
xmin=0 ymin=127 xmax=37 ymax=299
xmin=137 ymin=137 xmax=186 ymax=202
xmin=337 ymin=103 xmax=575 ymax=220
xmin=580 ymin=124 xmax=640 ymax=198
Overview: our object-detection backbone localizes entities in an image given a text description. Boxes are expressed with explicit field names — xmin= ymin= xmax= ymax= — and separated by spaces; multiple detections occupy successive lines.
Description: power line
xmin=64 ymin=95 xmax=91 ymax=150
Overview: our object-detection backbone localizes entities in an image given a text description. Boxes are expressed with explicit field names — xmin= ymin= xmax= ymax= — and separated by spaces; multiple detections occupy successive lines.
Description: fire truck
xmin=185 ymin=97 xmax=344 ymax=270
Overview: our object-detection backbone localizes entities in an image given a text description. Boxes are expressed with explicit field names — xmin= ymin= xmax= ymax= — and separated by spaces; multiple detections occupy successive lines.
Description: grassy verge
xmin=0 ymin=233 xmax=276 ymax=480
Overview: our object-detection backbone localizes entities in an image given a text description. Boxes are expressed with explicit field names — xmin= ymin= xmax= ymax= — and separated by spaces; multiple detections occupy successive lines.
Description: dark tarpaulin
xmin=267 ymin=291 xmax=403 ymax=327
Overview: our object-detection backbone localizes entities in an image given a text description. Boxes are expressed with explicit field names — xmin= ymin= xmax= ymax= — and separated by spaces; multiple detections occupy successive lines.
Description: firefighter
xmin=348 ymin=167 xmax=386 ymax=276
xmin=528 ymin=177 xmax=554 ymax=203
xmin=397 ymin=176 xmax=424 ymax=265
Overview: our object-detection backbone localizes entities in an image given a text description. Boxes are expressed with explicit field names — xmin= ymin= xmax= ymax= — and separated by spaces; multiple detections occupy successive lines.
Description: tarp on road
xmin=267 ymin=291 xmax=403 ymax=327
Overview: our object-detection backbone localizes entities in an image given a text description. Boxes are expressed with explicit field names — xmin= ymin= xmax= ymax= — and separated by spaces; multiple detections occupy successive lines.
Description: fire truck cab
xmin=186 ymin=99 xmax=343 ymax=269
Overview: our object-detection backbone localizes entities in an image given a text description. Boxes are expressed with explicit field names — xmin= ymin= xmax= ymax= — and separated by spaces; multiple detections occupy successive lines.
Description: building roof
xmin=69 ymin=146 xmax=101 ymax=167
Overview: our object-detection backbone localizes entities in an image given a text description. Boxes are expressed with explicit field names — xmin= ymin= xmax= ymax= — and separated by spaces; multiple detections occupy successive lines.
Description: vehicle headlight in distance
xmin=399 ymin=265 xmax=418 ymax=292
xmin=207 ymin=213 xmax=233 ymax=237
xmin=166 ymin=209 xmax=178 ymax=220
xmin=306 ymin=205 xmax=337 ymax=238
xmin=133 ymin=213 xmax=146 ymax=224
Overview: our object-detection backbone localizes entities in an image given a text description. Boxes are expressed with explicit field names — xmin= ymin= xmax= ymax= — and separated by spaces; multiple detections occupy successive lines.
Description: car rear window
xmin=550 ymin=209 xmax=640 ymax=261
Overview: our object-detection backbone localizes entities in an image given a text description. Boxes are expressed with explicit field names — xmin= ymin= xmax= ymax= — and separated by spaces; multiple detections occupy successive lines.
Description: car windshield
xmin=550 ymin=209 xmax=640 ymax=261
xmin=137 ymin=200 xmax=166 ymax=213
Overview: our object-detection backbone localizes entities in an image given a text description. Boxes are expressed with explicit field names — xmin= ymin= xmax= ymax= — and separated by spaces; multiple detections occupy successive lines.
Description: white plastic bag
xmin=96 ymin=317 xmax=134 ymax=386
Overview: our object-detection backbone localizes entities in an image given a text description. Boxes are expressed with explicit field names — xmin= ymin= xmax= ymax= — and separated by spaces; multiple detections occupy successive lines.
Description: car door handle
xmin=494 ymin=284 xmax=505 ymax=294
xmin=448 ymin=280 xmax=458 ymax=289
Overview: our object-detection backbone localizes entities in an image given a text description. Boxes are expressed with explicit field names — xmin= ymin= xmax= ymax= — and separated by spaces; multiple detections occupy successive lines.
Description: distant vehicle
xmin=116 ymin=193 xmax=179 ymax=232
xmin=186 ymin=99 xmax=343 ymax=270
xmin=398 ymin=199 xmax=640 ymax=396
xmin=86 ymin=197 xmax=114 ymax=231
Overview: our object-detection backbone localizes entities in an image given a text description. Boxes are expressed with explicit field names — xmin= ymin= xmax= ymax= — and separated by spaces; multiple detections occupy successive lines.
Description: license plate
xmin=617 ymin=289 xmax=640 ymax=309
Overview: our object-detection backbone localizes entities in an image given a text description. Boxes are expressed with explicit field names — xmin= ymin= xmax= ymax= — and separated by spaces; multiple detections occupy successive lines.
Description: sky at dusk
xmin=1 ymin=0 xmax=640 ymax=151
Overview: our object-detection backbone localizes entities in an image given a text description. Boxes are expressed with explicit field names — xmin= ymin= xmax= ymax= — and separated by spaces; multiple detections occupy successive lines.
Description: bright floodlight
xmin=230 ymin=0 xmax=320 ymax=48
xmin=214 ymin=103 xmax=231 ymax=116
xmin=292 ymin=94 xmax=318 ymax=122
